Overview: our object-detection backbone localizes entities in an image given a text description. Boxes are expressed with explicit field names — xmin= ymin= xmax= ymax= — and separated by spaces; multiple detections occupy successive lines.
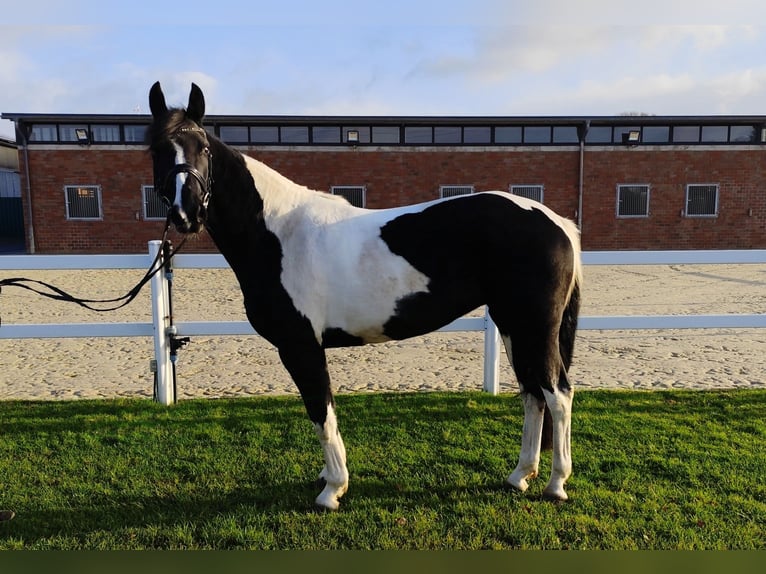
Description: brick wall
xmin=18 ymin=145 xmax=766 ymax=253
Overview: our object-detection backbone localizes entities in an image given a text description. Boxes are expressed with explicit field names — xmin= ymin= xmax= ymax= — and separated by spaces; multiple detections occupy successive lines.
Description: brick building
xmin=1 ymin=112 xmax=765 ymax=253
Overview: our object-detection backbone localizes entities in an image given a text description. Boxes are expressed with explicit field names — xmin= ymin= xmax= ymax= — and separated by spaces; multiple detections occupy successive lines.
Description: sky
xmin=2 ymin=0 xmax=766 ymax=140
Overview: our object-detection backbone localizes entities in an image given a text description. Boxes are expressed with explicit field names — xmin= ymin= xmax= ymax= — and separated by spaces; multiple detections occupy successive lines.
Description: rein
xmin=0 ymin=214 xmax=187 ymax=318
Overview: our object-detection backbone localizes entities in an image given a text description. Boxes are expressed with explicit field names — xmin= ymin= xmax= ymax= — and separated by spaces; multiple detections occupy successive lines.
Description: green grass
xmin=0 ymin=390 xmax=764 ymax=549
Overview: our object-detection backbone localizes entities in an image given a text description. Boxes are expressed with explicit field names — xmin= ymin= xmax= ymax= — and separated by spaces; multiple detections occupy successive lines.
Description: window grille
xmin=617 ymin=184 xmax=650 ymax=217
xmin=143 ymin=185 xmax=167 ymax=220
xmin=440 ymin=185 xmax=473 ymax=199
xmin=511 ymin=184 xmax=544 ymax=203
xmin=331 ymin=185 xmax=366 ymax=207
xmin=685 ymin=184 xmax=718 ymax=217
xmin=64 ymin=185 xmax=102 ymax=219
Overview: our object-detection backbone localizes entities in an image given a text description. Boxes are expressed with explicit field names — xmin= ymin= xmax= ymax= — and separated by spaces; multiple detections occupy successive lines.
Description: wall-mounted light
xmin=346 ymin=130 xmax=360 ymax=144
xmin=75 ymin=128 xmax=90 ymax=145
xmin=622 ymin=130 xmax=640 ymax=145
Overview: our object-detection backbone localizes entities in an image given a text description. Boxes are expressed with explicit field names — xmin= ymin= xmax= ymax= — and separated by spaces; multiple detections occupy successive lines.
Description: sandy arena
xmin=1 ymin=262 xmax=765 ymax=400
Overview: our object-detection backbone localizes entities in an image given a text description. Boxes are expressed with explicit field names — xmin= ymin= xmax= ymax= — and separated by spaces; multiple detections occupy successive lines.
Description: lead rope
xmin=0 ymin=213 xmax=188 ymax=324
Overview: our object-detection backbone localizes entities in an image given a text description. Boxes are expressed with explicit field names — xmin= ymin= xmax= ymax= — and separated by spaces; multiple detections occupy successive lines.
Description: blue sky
xmin=2 ymin=0 xmax=766 ymax=140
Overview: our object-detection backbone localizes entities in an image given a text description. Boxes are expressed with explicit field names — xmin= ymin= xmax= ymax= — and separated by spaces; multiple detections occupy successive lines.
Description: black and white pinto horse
xmin=148 ymin=82 xmax=583 ymax=510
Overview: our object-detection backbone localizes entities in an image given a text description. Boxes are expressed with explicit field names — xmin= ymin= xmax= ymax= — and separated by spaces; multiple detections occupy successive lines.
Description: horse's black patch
xmin=322 ymin=328 xmax=365 ymax=348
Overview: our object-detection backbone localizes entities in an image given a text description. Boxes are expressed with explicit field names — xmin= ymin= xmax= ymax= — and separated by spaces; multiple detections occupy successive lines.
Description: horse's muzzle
xmin=170 ymin=205 xmax=203 ymax=234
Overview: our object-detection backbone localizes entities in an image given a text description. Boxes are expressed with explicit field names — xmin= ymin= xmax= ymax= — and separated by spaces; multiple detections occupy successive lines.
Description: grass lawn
xmin=0 ymin=389 xmax=764 ymax=549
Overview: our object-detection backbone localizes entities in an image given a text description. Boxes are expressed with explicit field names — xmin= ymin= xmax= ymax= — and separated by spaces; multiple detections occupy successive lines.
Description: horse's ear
xmin=187 ymin=83 xmax=205 ymax=123
xmin=149 ymin=81 xmax=168 ymax=118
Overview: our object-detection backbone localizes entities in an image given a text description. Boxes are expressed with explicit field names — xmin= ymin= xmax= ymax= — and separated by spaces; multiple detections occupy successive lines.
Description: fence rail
xmin=2 ymin=245 xmax=765 ymax=404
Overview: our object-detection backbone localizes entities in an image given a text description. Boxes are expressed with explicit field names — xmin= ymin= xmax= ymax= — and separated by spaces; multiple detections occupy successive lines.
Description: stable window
xmin=440 ymin=185 xmax=473 ymax=199
xmin=463 ymin=126 xmax=491 ymax=144
xmin=642 ymin=126 xmax=670 ymax=143
xmin=552 ymin=126 xmax=579 ymax=144
xmin=511 ymin=184 xmax=544 ymax=203
xmin=617 ymin=184 xmax=650 ymax=217
xmin=59 ymin=124 xmax=89 ymax=142
xmin=729 ymin=125 xmax=756 ymax=143
xmin=312 ymin=126 xmax=341 ymax=144
xmin=219 ymin=126 xmax=249 ymax=143
xmin=434 ymin=126 xmax=461 ymax=144
xmin=494 ymin=126 xmax=522 ymax=144
xmin=523 ymin=126 xmax=551 ymax=144
xmin=585 ymin=126 xmax=612 ymax=143
xmin=142 ymin=185 xmax=167 ymax=220
xmin=673 ymin=126 xmax=700 ymax=143
xmin=30 ymin=124 xmax=58 ymax=142
xmin=91 ymin=124 xmax=120 ymax=142
xmin=701 ymin=126 xmax=728 ymax=143
xmin=65 ymin=185 xmax=102 ymax=219
xmin=331 ymin=185 xmax=365 ymax=207
xmin=124 ymin=125 xmax=148 ymax=143
xmin=250 ymin=126 xmax=279 ymax=143
xmin=280 ymin=126 xmax=309 ymax=143
xmin=372 ymin=126 xmax=400 ymax=144
xmin=685 ymin=184 xmax=718 ymax=217
xmin=343 ymin=126 xmax=371 ymax=144
xmin=404 ymin=127 xmax=433 ymax=144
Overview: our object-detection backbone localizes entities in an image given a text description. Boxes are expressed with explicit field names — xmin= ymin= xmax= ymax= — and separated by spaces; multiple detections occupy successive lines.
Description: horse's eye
xmin=203 ymin=146 xmax=210 ymax=156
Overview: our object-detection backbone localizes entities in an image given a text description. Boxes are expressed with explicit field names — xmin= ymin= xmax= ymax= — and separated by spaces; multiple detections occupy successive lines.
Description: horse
xmin=147 ymin=82 xmax=583 ymax=511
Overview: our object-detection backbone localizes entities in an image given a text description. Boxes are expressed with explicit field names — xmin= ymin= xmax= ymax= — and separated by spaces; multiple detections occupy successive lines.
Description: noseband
xmin=161 ymin=161 xmax=212 ymax=211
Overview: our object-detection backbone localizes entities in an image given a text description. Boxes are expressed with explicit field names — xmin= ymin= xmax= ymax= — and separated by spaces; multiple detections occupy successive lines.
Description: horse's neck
xmin=240 ymin=154 xmax=319 ymax=217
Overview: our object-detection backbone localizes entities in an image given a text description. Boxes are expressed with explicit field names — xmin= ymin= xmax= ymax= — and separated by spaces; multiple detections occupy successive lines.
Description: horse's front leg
xmin=278 ymin=344 xmax=348 ymax=511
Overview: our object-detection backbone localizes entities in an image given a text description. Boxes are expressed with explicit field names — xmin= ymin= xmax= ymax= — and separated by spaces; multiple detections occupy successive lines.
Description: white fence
xmin=2 ymin=243 xmax=766 ymax=404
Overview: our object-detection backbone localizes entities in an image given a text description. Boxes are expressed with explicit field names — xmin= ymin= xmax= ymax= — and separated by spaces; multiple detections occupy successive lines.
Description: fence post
xmin=149 ymin=240 xmax=174 ymax=405
xmin=482 ymin=307 xmax=501 ymax=394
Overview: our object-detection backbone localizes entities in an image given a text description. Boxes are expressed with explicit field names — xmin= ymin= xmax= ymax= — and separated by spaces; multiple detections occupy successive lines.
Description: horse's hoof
xmin=542 ymin=486 xmax=568 ymax=502
xmin=0 ymin=510 xmax=15 ymax=522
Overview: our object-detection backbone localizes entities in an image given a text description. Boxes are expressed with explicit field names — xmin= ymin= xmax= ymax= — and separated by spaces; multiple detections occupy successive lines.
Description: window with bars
xmin=440 ymin=185 xmax=474 ymax=199
xmin=617 ymin=184 xmax=650 ymax=217
xmin=64 ymin=185 xmax=102 ymax=219
xmin=685 ymin=184 xmax=719 ymax=217
xmin=331 ymin=185 xmax=366 ymax=207
xmin=143 ymin=185 xmax=167 ymax=220
xmin=511 ymin=184 xmax=544 ymax=203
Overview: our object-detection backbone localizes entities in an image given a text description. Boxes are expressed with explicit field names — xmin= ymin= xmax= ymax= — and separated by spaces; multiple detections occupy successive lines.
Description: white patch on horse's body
xmin=244 ymin=155 xmax=432 ymax=344
xmin=172 ymin=142 xmax=189 ymax=219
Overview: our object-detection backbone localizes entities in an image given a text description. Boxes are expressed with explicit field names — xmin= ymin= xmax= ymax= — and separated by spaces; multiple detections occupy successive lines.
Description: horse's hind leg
xmin=278 ymin=343 xmax=348 ymax=511
xmin=541 ymin=367 xmax=573 ymax=501
xmin=501 ymin=326 xmax=573 ymax=501
xmin=502 ymin=335 xmax=546 ymax=492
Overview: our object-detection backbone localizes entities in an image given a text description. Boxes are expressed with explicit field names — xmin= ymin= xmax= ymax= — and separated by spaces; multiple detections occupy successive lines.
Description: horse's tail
xmin=542 ymin=218 xmax=582 ymax=450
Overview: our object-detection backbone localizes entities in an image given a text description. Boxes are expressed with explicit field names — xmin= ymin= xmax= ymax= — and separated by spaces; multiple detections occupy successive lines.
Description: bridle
xmin=157 ymin=126 xmax=214 ymax=213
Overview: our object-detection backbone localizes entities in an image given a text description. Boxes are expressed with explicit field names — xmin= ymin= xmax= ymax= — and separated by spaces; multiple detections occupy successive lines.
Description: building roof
xmin=3 ymin=111 xmax=765 ymax=127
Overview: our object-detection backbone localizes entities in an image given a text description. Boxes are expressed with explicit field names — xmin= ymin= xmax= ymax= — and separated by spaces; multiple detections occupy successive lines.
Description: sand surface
xmin=1 ymin=262 xmax=765 ymax=400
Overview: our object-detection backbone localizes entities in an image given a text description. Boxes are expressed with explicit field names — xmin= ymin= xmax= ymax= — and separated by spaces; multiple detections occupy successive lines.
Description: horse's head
xmin=148 ymin=81 xmax=213 ymax=234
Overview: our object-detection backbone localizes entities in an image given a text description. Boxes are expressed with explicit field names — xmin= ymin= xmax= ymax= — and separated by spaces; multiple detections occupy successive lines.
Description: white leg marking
xmin=502 ymin=335 xmax=543 ymax=492
xmin=507 ymin=392 xmax=545 ymax=492
xmin=541 ymin=386 xmax=573 ymax=501
xmin=313 ymin=403 xmax=348 ymax=510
